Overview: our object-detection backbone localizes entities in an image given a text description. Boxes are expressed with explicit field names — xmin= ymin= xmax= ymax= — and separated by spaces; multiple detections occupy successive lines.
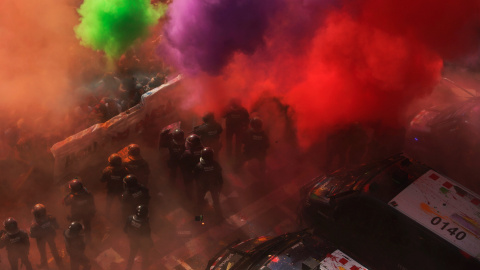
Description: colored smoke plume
xmin=75 ymin=0 xmax=166 ymax=60
xmin=163 ymin=0 xmax=286 ymax=75
xmin=164 ymin=0 xmax=480 ymax=147
xmin=0 ymin=0 xmax=103 ymax=130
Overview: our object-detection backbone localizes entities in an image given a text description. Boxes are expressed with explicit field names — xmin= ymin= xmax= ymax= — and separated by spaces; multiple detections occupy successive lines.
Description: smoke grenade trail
xmin=75 ymin=0 xmax=166 ymax=60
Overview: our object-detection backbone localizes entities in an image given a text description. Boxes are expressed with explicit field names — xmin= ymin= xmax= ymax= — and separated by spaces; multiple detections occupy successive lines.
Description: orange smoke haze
xmin=0 ymin=0 xmax=104 ymax=133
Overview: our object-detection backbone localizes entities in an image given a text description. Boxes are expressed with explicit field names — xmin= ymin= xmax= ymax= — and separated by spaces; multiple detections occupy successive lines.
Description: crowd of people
xmin=73 ymin=69 xmax=168 ymax=133
xmin=0 ymin=98 xmax=271 ymax=270
xmin=0 ymin=48 xmax=170 ymax=172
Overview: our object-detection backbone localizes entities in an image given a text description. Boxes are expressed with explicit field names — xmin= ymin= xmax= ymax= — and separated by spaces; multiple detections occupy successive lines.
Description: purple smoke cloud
xmin=163 ymin=0 xmax=286 ymax=75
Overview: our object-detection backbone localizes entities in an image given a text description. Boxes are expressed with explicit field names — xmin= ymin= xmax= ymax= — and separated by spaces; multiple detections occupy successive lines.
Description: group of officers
xmin=0 ymin=143 xmax=156 ymax=270
xmin=159 ymin=98 xmax=270 ymax=214
xmin=0 ymin=99 xmax=270 ymax=270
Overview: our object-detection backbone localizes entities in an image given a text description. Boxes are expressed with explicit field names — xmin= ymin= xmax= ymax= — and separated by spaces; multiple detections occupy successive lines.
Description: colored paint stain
xmin=420 ymin=202 xmax=439 ymax=216
xmin=420 ymin=203 xmax=449 ymax=220
xmin=451 ymin=213 xmax=480 ymax=236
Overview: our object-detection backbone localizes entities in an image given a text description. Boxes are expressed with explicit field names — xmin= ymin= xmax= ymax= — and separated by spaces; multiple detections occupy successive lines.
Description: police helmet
xmin=69 ymin=178 xmax=84 ymax=193
xmin=3 ymin=217 xmax=19 ymax=234
xmin=108 ymin=153 xmax=122 ymax=167
xmin=185 ymin=134 xmax=202 ymax=151
xmin=123 ymin=174 xmax=138 ymax=189
xmin=32 ymin=204 xmax=47 ymax=219
xmin=202 ymin=112 xmax=215 ymax=123
xmin=172 ymin=129 xmax=184 ymax=145
xmin=67 ymin=221 xmax=83 ymax=237
xmin=127 ymin=144 xmax=141 ymax=157
xmin=201 ymin=147 xmax=214 ymax=163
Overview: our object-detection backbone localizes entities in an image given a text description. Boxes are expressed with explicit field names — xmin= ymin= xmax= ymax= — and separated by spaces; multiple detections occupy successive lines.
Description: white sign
xmin=319 ymin=249 xmax=368 ymax=270
xmin=389 ymin=170 xmax=480 ymax=260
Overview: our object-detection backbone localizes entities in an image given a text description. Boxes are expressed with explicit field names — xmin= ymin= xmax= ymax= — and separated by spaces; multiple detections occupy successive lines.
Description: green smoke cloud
xmin=75 ymin=0 xmax=166 ymax=59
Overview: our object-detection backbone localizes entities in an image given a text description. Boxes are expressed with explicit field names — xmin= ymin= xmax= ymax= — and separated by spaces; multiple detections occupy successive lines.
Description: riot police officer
xmin=180 ymin=134 xmax=204 ymax=199
xmin=121 ymin=174 xmax=151 ymax=218
xmin=30 ymin=204 xmax=63 ymax=269
xmin=240 ymin=117 xmax=270 ymax=173
xmin=101 ymin=153 xmax=129 ymax=214
xmin=64 ymin=222 xmax=90 ymax=270
xmin=124 ymin=205 xmax=153 ymax=270
xmin=194 ymin=113 xmax=223 ymax=156
xmin=194 ymin=147 xmax=224 ymax=218
xmin=159 ymin=128 xmax=186 ymax=185
xmin=0 ymin=218 xmax=33 ymax=270
xmin=123 ymin=144 xmax=151 ymax=186
xmin=223 ymin=98 xmax=249 ymax=159
xmin=63 ymin=178 xmax=96 ymax=239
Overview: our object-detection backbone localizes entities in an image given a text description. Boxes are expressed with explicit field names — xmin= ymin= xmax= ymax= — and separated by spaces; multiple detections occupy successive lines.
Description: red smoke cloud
xmin=178 ymin=0 xmax=480 ymax=147
xmin=287 ymin=10 xmax=443 ymax=144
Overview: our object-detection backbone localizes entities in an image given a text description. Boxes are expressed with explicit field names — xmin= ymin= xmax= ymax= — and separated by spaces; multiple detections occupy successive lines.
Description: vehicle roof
xmin=360 ymin=155 xmax=431 ymax=203
xmin=388 ymin=169 xmax=480 ymax=260
xmin=323 ymin=154 xmax=480 ymax=260
xmin=430 ymin=98 xmax=480 ymax=127
xmin=323 ymin=153 xmax=429 ymax=203
xmin=208 ymin=231 xmax=369 ymax=270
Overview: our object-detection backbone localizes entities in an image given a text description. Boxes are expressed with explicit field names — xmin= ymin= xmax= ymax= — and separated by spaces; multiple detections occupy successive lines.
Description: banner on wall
xmin=50 ymin=75 xmax=183 ymax=184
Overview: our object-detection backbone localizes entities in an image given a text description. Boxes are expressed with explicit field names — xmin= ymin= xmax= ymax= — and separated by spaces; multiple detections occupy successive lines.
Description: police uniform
xmin=194 ymin=159 xmax=223 ymax=215
xmin=64 ymin=189 xmax=96 ymax=235
xmin=180 ymin=147 xmax=203 ymax=199
xmin=241 ymin=128 xmax=270 ymax=170
xmin=224 ymin=105 xmax=249 ymax=158
xmin=124 ymin=156 xmax=151 ymax=186
xmin=0 ymin=230 xmax=33 ymax=270
xmin=122 ymin=185 xmax=151 ymax=217
xmin=64 ymin=229 xmax=90 ymax=270
xmin=124 ymin=215 xmax=153 ymax=270
xmin=159 ymin=131 xmax=185 ymax=184
xmin=194 ymin=121 xmax=223 ymax=155
xmin=30 ymin=215 xmax=62 ymax=267
xmin=101 ymin=165 xmax=129 ymax=213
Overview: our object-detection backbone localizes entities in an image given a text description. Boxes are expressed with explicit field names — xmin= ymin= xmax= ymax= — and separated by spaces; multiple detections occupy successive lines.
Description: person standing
xmin=29 ymin=204 xmax=63 ymax=269
xmin=179 ymin=134 xmax=204 ymax=199
xmin=63 ymin=178 xmax=96 ymax=239
xmin=64 ymin=222 xmax=90 ymax=270
xmin=223 ymin=99 xmax=249 ymax=160
xmin=240 ymin=117 xmax=270 ymax=173
xmin=123 ymin=144 xmax=151 ymax=186
xmin=159 ymin=128 xmax=186 ymax=185
xmin=101 ymin=153 xmax=129 ymax=215
xmin=121 ymin=175 xmax=151 ymax=218
xmin=0 ymin=218 xmax=33 ymax=270
xmin=194 ymin=147 xmax=224 ymax=218
xmin=194 ymin=112 xmax=223 ymax=156
xmin=124 ymin=205 xmax=153 ymax=270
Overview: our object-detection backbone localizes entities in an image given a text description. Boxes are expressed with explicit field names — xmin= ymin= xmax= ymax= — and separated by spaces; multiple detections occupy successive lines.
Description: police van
xmin=301 ymin=154 xmax=480 ymax=270
xmin=206 ymin=230 xmax=370 ymax=270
